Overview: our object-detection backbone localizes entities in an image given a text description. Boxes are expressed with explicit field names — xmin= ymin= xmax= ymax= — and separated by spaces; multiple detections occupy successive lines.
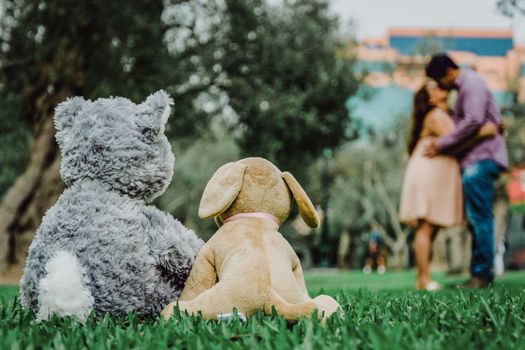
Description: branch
xmin=361 ymin=161 xmax=398 ymax=250
xmin=370 ymin=168 xmax=406 ymax=240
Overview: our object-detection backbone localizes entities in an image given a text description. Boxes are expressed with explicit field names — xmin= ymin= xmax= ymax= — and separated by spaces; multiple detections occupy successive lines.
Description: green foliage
xmin=0 ymin=0 xmax=224 ymax=200
xmin=415 ymin=34 xmax=444 ymax=56
xmin=497 ymin=0 xmax=525 ymax=16
xmin=0 ymin=0 xmax=222 ymax=135
xmin=1 ymin=0 xmax=167 ymax=99
xmin=219 ymin=0 xmax=360 ymax=172
xmin=325 ymin=117 xmax=409 ymax=237
xmin=0 ymin=93 xmax=30 ymax=196
xmin=0 ymin=0 xmax=361 ymax=208
xmin=504 ymin=103 xmax=525 ymax=166
xmin=2 ymin=271 xmax=525 ymax=349
xmin=157 ymin=124 xmax=240 ymax=240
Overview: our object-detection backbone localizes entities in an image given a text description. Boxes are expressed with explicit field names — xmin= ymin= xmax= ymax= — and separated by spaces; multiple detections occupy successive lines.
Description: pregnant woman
xmin=400 ymin=81 xmax=498 ymax=290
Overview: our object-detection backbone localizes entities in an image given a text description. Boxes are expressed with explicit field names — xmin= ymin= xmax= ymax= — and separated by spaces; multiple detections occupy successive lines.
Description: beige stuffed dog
xmin=161 ymin=157 xmax=341 ymax=322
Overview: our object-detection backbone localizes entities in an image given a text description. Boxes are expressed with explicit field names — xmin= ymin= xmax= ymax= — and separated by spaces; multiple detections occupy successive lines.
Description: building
xmin=357 ymin=27 xmax=525 ymax=102
xmin=348 ymin=28 xmax=525 ymax=131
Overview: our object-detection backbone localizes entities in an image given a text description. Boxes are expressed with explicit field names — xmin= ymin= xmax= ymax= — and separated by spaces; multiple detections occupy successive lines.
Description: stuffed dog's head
xmin=198 ymin=157 xmax=320 ymax=228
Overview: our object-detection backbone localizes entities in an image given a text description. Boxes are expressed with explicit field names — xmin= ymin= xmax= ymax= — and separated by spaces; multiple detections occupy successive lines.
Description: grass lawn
xmin=1 ymin=270 xmax=525 ymax=349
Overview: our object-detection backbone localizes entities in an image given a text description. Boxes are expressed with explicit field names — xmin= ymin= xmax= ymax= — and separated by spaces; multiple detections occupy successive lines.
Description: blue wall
xmin=521 ymin=64 xmax=525 ymax=77
xmin=390 ymin=36 xmax=513 ymax=56
xmin=493 ymin=91 xmax=514 ymax=107
xmin=347 ymin=85 xmax=413 ymax=132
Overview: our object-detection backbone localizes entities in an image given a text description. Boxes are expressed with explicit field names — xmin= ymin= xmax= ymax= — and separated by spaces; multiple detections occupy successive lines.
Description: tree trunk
xmin=393 ymin=239 xmax=410 ymax=270
xmin=0 ymin=67 xmax=79 ymax=276
xmin=371 ymin=170 xmax=409 ymax=270
xmin=361 ymin=160 xmax=410 ymax=270
xmin=494 ymin=198 xmax=509 ymax=276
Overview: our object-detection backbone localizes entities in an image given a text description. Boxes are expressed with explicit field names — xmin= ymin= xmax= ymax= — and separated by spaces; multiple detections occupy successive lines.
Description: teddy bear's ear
xmin=198 ymin=162 xmax=247 ymax=219
xmin=54 ymin=96 xmax=88 ymax=147
xmin=138 ymin=90 xmax=173 ymax=141
xmin=282 ymin=172 xmax=320 ymax=228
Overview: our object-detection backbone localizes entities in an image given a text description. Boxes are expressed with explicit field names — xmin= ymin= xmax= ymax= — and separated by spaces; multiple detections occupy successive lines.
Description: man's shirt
xmin=436 ymin=68 xmax=508 ymax=170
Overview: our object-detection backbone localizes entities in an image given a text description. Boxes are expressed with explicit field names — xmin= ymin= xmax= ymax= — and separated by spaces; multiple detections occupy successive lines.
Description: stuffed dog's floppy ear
xmin=198 ymin=162 xmax=247 ymax=219
xmin=282 ymin=172 xmax=320 ymax=228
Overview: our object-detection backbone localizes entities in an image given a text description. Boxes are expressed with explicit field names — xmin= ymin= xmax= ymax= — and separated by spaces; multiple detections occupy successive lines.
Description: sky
xmin=329 ymin=0 xmax=525 ymax=44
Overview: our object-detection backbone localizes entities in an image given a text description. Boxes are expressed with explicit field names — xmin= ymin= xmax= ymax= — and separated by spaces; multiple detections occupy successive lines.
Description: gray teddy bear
xmin=19 ymin=90 xmax=203 ymax=322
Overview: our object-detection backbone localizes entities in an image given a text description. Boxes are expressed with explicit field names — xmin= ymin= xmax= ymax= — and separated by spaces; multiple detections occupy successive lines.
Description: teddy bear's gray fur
xmin=19 ymin=91 xmax=203 ymax=321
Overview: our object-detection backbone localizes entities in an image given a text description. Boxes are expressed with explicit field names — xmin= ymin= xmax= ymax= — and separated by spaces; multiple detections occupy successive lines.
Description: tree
xmin=397 ymin=34 xmax=443 ymax=78
xmin=0 ymin=0 xmax=361 ymax=274
xmin=497 ymin=0 xmax=525 ymax=16
xmin=218 ymin=0 xmax=360 ymax=175
xmin=158 ymin=124 xmax=240 ymax=241
xmin=504 ymin=103 xmax=525 ymax=166
xmin=0 ymin=0 xmax=222 ymax=273
xmin=415 ymin=34 xmax=444 ymax=57
xmin=326 ymin=118 xmax=411 ymax=269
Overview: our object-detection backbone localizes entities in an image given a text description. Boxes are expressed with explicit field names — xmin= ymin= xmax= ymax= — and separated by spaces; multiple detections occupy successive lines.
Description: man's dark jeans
xmin=462 ymin=159 xmax=501 ymax=282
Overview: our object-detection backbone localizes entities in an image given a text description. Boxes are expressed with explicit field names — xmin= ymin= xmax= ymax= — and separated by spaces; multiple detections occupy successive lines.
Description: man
xmin=424 ymin=54 xmax=508 ymax=288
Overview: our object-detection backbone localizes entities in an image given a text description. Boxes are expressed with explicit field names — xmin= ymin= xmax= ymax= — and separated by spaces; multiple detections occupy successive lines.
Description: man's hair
xmin=425 ymin=54 xmax=459 ymax=80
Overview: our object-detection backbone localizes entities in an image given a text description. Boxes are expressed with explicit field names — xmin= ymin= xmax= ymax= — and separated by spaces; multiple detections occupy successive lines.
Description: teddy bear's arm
xmin=179 ymin=244 xmax=218 ymax=301
xmin=145 ymin=208 xmax=204 ymax=287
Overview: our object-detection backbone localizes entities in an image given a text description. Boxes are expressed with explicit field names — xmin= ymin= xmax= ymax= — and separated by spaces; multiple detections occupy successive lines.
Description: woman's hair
xmin=407 ymin=85 xmax=434 ymax=155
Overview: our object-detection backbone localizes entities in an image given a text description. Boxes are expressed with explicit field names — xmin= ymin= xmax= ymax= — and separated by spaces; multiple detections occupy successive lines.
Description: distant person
xmin=399 ymin=80 xmax=498 ymax=290
xmin=424 ymin=53 xmax=509 ymax=288
xmin=362 ymin=225 xmax=387 ymax=275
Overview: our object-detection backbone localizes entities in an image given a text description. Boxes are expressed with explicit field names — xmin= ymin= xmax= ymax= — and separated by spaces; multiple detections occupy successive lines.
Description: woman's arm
xmin=477 ymin=122 xmax=498 ymax=138
xmin=424 ymin=109 xmax=499 ymax=155
xmin=426 ymin=109 xmax=498 ymax=139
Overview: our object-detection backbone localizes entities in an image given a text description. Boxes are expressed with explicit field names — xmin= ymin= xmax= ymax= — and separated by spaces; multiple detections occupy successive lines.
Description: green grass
xmin=304 ymin=269 xmax=525 ymax=291
xmin=2 ymin=271 xmax=525 ymax=349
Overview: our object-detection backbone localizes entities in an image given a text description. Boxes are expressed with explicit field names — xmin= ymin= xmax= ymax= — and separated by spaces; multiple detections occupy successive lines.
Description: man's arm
xmin=436 ymin=82 xmax=487 ymax=153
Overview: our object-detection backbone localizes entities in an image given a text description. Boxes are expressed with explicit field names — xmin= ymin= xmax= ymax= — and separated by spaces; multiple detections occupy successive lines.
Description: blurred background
xmin=0 ymin=0 xmax=524 ymax=283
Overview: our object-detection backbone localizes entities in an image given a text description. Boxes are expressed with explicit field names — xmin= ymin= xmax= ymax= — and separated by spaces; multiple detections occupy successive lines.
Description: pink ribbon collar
xmin=222 ymin=212 xmax=281 ymax=227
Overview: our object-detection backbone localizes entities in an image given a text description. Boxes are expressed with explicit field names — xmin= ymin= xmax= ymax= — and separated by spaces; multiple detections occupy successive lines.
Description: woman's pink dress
xmin=399 ymin=109 xmax=464 ymax=227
